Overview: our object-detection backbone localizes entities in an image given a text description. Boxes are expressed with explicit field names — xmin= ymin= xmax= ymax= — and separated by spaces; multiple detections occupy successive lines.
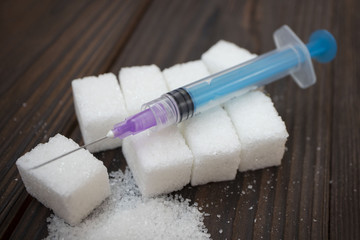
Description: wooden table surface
xmin=1 ymin=0 xmax=359 ymax=239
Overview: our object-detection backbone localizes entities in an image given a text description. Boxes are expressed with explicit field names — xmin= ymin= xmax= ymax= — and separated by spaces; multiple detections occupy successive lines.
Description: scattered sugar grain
xmin=46 ymin=168 xmax=210 ymax=240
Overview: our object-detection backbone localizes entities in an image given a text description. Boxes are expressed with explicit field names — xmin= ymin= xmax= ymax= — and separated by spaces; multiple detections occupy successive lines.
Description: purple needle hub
xmin=111 ymin=108 xmax=157 ymax=139
xmin=109 ymin=95 xmax=180 ymax=139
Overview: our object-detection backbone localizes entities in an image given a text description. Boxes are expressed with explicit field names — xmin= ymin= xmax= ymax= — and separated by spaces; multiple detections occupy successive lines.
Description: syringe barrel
xmin=140 ymin=26 xmax=337 ymax=130
xmin=182 ymin=45 xmax=305 ymax=115
xmin=143 ymin=45 xmax=307 ymax=128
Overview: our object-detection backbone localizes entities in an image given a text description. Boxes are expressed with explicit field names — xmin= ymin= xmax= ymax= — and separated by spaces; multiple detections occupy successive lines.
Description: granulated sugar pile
xmin=46 ymin=169 xmax=210 ymax=240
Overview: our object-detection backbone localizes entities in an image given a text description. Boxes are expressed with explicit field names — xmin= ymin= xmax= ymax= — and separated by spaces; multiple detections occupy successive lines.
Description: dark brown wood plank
xmin=2 ymin=0 xmax=359 ymax=239
xmin=109 ymin=0 xmax=341 ymax=239
xmin=0 ymin=0 xmax=151 ymax=238
xmin=330 ymin=0 xmax=360 ymax=239
xmin=0 ymin=0 xmax=88 ymax=96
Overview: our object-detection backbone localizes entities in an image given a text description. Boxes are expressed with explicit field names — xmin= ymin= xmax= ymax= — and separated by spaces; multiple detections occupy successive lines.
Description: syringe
xmin=33 ymin=25 xmax=337 ymax=169
xmin=108 ymin=25 xmax=336 ymax=139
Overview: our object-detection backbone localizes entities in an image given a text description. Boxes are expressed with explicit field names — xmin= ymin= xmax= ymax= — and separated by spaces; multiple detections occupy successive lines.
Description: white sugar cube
xmin=162 ymin=61 xmax=241 ymax=185
xmin=224 ymin=91 xmax=288 ymax=171
xmin=163 ymin=60 xmax=209 ymax=90
xmin=181 ymin=107 xmax=241 ymax=186
xmin=119 ymin=65 xmax=168 ymax=115
xmin=201 ymin=40 xmax=257 ymax=74
xmin=16 ymin=134 xmax=110 ymax=226
xmin=72 ymin=73 xmax=127 ymax=152
xmin=122 ymin=126 xmax=193 ymax=197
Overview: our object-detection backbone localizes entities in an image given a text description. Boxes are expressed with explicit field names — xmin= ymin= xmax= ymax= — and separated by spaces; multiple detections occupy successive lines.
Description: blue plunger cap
xmin=306 ymin=30 xmax=337 ymax=63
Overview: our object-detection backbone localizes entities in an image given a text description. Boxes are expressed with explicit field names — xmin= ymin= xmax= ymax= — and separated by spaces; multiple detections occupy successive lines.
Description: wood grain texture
xmin=330 ymin=0 xmax=360 ymax=239
xmin=0 ymin=0 xmax=151 ymax=238
xmin=0 ymin=0 xmax=359 ymax=239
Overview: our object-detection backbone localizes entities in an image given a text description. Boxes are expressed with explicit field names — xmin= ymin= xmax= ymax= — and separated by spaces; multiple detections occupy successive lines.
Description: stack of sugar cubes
xmin=201 ymin=41 xmax=289 ymax=171
xmin=162 ymin=61 xmax=242 ymax=186
xmin=119 ymin=41 xmax=288 ymax=196
xmin=16 ymin=40 xmax=288 ymax=225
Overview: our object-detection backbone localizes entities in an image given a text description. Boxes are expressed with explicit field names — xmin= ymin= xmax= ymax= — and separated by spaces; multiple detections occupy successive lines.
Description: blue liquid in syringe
xmin=184 ymin=46 xmax=304 ymax=111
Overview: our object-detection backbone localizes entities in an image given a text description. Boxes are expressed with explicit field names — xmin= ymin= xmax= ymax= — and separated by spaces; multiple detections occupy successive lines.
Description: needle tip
xmin=106 ymin=130 xmax=114 ymax=138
